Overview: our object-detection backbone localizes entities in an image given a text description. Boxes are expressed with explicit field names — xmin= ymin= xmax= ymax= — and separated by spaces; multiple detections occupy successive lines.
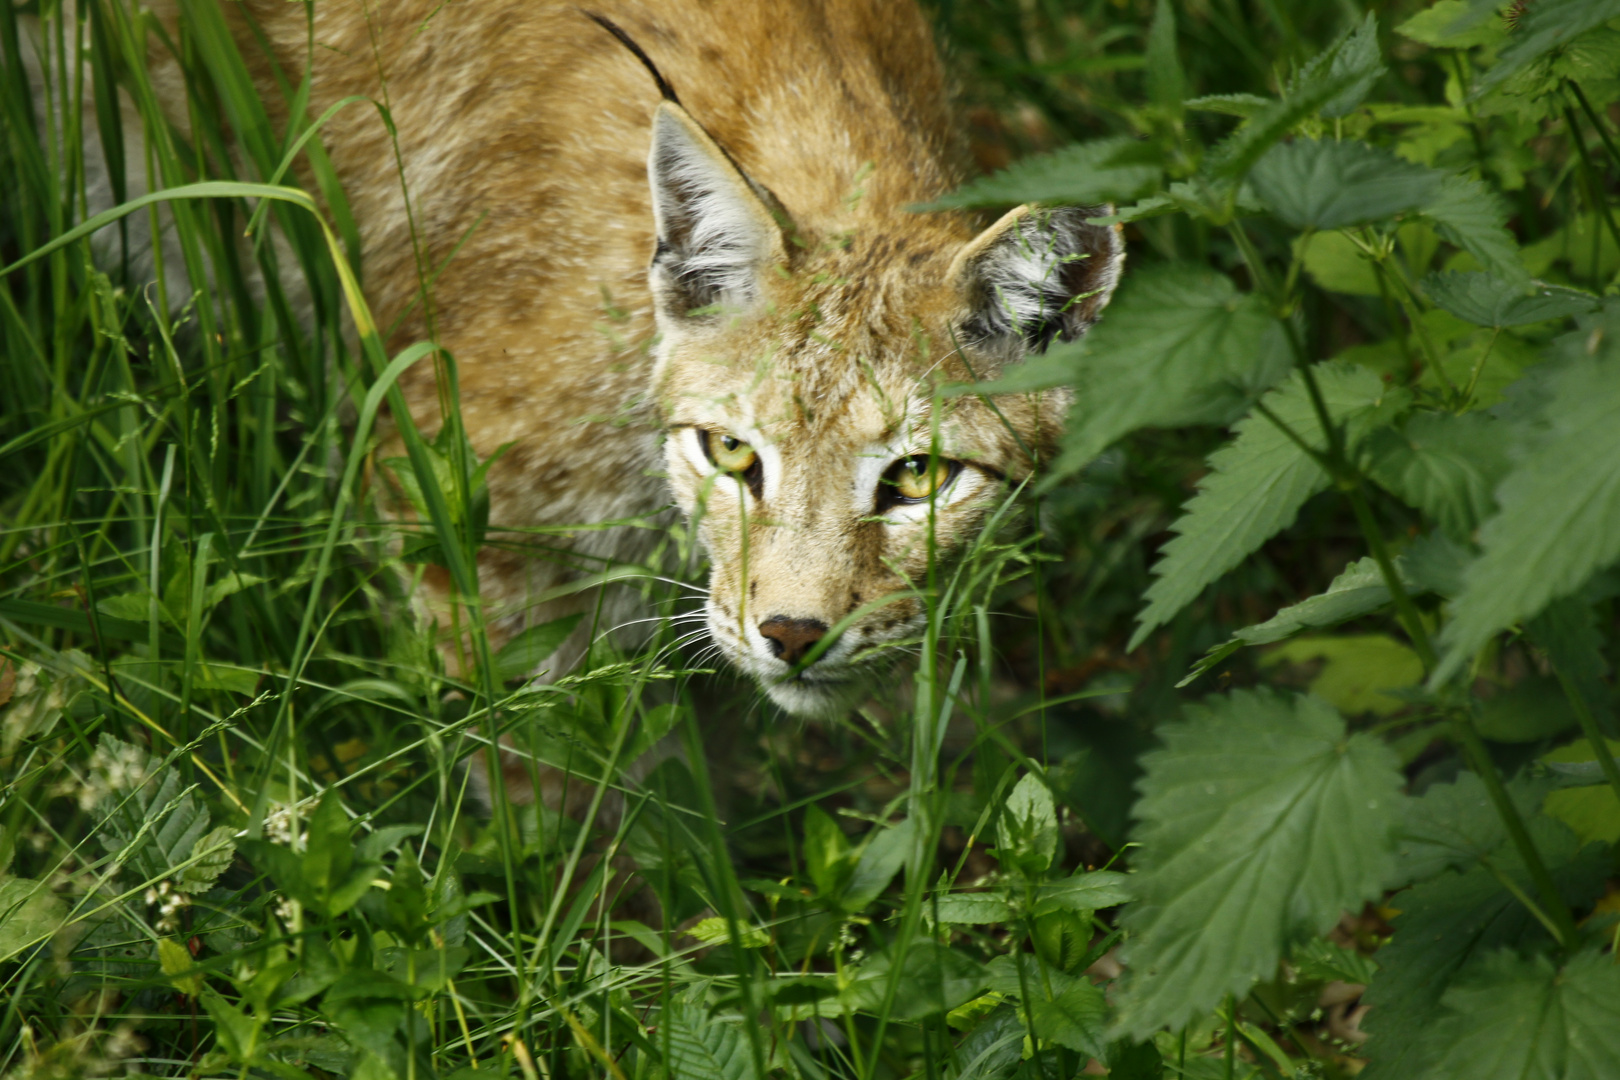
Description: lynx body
xmin=149 ymin=0 xmax=1122 ymax=713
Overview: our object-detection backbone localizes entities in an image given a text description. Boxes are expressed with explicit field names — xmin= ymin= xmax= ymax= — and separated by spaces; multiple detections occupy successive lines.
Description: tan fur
xmin=143 ymin=0 xmax=1121 ymax=713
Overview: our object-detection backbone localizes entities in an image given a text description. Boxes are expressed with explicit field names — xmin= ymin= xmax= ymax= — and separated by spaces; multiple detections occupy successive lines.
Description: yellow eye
xmin=707 ymin=432 xmax=758 ymax=473
xmin=888 ymin=455 xmax=957 ymax=502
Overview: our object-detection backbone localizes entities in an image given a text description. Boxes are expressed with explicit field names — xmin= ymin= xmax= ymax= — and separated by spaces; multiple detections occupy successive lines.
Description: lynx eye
xmin=884 ymin=455 xmax=959 ymax=504
xmin=703 ymin=431 xmax=759 ymax=474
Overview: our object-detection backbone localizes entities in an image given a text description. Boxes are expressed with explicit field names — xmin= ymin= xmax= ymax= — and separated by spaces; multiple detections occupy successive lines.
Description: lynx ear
xmin=950 ymin=205 xmax=1124 ymax=352
xmin=647 ymin=102 xmax=786 ymax=321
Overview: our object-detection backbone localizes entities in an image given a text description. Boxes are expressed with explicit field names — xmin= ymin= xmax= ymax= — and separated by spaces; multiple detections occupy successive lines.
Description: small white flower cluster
xmin=76 ymin=738 xmax=150 ymax=811
xmin=273 ymin=894 xmax=298 ymax=928
xmin=144 ymin=880 xmax=189 ymax=934
xmin=263 ymin=806 xmax=301 ymax=846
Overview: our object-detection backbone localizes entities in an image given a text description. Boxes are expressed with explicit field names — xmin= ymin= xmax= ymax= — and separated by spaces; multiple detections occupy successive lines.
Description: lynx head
xmin=645 ymin=103 xmax=1122 ymax=715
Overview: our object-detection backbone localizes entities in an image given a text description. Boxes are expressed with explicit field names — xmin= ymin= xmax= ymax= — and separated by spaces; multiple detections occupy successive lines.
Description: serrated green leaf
xmin=1112 ymin=689 xmax=1405 ymax=1039
xmin=1422 ymin=272 xmax=1599 ymax=328
xmin=1475 ymin=0 xmax=1620 ymax=94
xmin=493 ymin=614 xmax=582 ymax=682
xmin=1367 ymin=410 xmax=1515 ymax=541
xmin=1435 ymin=353 xmax=1620 ymax=682
xmin=1251 ymin=139 xmax=1442 ymax=230
xmin=1204 ymin=65 xmax=1373 ymax=181
xmin=1290 ymin=936 xmax=1379 ymax=985
xmin=1526 ymin=595 xmax=1614 ymax=722
xmin=1391 ymin=772 xmax=1509 ymax=886
xmin=996 ymin=772 xmax=1058 ymax=874
xmin=1425 ymin=948 xmax=1620 ymax=1080
xmin=1045 ymin=264 xmax=1292 ymax=478
xmin=1310 ymin=12 xmax=1383 ymax=119
xmin=177 ymin=825 xmax=237 ymax=894
xmin=916 ymin=137 xmax=1161 ymax=210
xmin=1422 ymin=174 xmax=1526 ymax=282
xmin=1130 ymin=363 xmax=1406 ymax=650
xmin=1360 ymin=817 xmax=1606 ymax=1079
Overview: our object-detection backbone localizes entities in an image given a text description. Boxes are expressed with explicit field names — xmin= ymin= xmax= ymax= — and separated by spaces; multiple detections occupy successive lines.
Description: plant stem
xmin=1345 ymin=484 xmax=1437 ymax=673
xmin=1552 ymin=667 xmax=1620 ymax=808
xmin=1570 ymin=81 xmax=1620 ymax=187
xmin=1451 ymin=710 xmax=1579 ymax=950
xmin=1563 ymin=100 xmax=1620 ymax=268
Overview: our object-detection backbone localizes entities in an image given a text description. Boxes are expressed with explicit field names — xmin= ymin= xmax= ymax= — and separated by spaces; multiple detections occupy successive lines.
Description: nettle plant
xmin=923 ymin=1 xmax=1620 ymax=1074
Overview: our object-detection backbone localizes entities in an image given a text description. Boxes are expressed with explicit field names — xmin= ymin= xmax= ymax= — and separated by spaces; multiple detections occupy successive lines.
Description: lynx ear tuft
xmin=951 ymin=205 xmax=1124 ymax=353
xmin=647 ymin=103 xmax=785 ymax=320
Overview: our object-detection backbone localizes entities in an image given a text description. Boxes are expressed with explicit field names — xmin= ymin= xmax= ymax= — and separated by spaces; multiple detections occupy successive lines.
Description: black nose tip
xmin=758 ymin=616 xmax=829 ymax=666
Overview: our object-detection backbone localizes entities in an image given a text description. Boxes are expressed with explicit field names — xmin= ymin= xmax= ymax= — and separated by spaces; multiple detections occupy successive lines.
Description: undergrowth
xmin=4 ymin=1 xmax=1620 ymax=1078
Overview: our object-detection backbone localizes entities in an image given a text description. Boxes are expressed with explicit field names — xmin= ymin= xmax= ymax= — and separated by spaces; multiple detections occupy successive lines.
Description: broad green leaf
xmin=803 ymin=805 xmax=854 ymax=899
xmin=158 ymin=937 xmax=204 ymax=996
xmin=493 ymin=614 xmax=582 ymax=682
xmin=995 ymin=772 xmax=1058 ymax=874
xmin=1422 ymin=174 xmax=1527 ymax=283
xmin=1031 ymin=870 xmax=1133 ymax=915
xmin=1391 ymin=771 xmax=1516 ymax=886
xmin=1045 ymin=264 xmax=1291 ymax=478
xmin=1477 ymin=678 xmax=1579 ymax=743
xmin=1360 ymin=818 xmax=1606 ymax=1079
xmin=842 ymin=817 xmax=914 ymax=911
xmin=843 ymin=941 xmax=986 ymax=1020
xmin=1145 ymin=0 xmax=1185 ymax=109
xmin=1250 ymin=139 xmax=1441 ymax=230
xmin=1435 ymin=352 xmax=1620 ymax=682
xmin=1310 ymin=12 xmax=1384 ymax=119
xmin=1367 ymin=411 xmax=1515 ymax=541
xmin=1298 ymin=230 xmax=1382 ymax=296
xmin=1112 ymin=689 xmax=1405 ymax=1039
xmin=916 ymin=137 xmax=1161 ymax=210
xmin=1130 ymin=362 xmax=1407 ymax=650
xmin=1425 ymin=948 xmax=1620 ymax=1080
xmin=1422 ymin=272 xmax=1599 ymax=328
xmin=1475 ymin=0 xmax=1620 ymax=94
xmin=0 ymin=877 xmax=66 ymax=961
xmin=1264 ymin=635 xmax=1423 ymax=717
xmin=1027 ymin=978 xmax=1109 ymax=1058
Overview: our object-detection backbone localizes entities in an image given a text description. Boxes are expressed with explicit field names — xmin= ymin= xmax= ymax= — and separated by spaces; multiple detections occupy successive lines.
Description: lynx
xmin=142 ymin=0 xmax=1123 ymax=715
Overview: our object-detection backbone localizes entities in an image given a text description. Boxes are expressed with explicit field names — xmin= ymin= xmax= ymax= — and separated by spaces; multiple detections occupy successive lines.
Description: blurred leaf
xmin=842 ymin=817 xmax=913 ymax=911
xmin=1392 ymin=772 xmax=1510 ymax=886
xmin=1308 ymin=12 xmax=1384 ymax=119
xmin=1476 ymin=678 xmax=1578 ymax=743
xmin=1436 ymin=350 xmax=1620 ymax=681
xmin=1543 ymin=739 xmax=1620 ymax=845
xmin=158 ymin=937 xmax=204 ymax=996
xmin=1204 ymin=62 xmax=1375 ymax=181
xmin=1038 ymin=264 xmax=1291 ymax=479
xmin=1290 ymin=936 xmax=1379 ymax=985
xmin=1145 ymin=0 xmax=1184 ymax=109
xmin=1422 ymin=272 xmax=1599 ymax=328
xmin=1526 ymin=595 xmax=1614 ymax=720
xmin=995 ymin=772 xmax=1058 ymax=875
xmin=1130 ymin=362 xmax=1407 ymax=650
xmin=1367 ymin=411 xmax=1515 ymax=541
xmin=1421 ymin=174 xmax=1526 ymax=283
xmin=1475 ymin=0 xmax=1620 ymax=94
xmin=934 ymin=893 xmax=1013 ymax=924
xmin=493 ymin=614 xmax=582 ymax=682
xmin=803 ymin=805 xmax=853 ymax=899
xmin=0 ymin=877 xmax=66 ymax=961
xmin=1251 ymin=139 xmax=1442 ymax=230
xmin=1397 ymin=0 xmax=1510 ymax=48
xmin=1113 ymin=689 xmax=1404 ymax=1039
xmin=1106 ymin=1039 xmax=1166 ymax=1080
xmin=1183 ymin=93 xmax=1270 ymax=117
xmin=1264 ymin=634 xmax=1423 ymax=717
xmin=843 ymin=941 xmax=985 ymax=1020
xmin=916 ymin=137 xmax=1161 ymax=210
xmin=686 ymin=916 xmax=769 ymax=948
xmin=1298 ymin=230 xmax=1382 ymax=295
xmin=1424 ymin=948 xmax=1620 ymax=1079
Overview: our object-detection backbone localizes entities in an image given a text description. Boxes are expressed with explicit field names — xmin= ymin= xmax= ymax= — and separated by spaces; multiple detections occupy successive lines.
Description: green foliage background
xmin=4 ymin=1 xmax=1620 ymax=1078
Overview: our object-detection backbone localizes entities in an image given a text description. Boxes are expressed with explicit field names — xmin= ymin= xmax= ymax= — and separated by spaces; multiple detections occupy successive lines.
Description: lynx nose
xmin=758 ymin=617 xmax=829 ymax=666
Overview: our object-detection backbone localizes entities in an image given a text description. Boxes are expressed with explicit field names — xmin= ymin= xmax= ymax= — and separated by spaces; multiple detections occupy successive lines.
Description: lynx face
xmin=643 ymin=106 xmax=1122 ymax=715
